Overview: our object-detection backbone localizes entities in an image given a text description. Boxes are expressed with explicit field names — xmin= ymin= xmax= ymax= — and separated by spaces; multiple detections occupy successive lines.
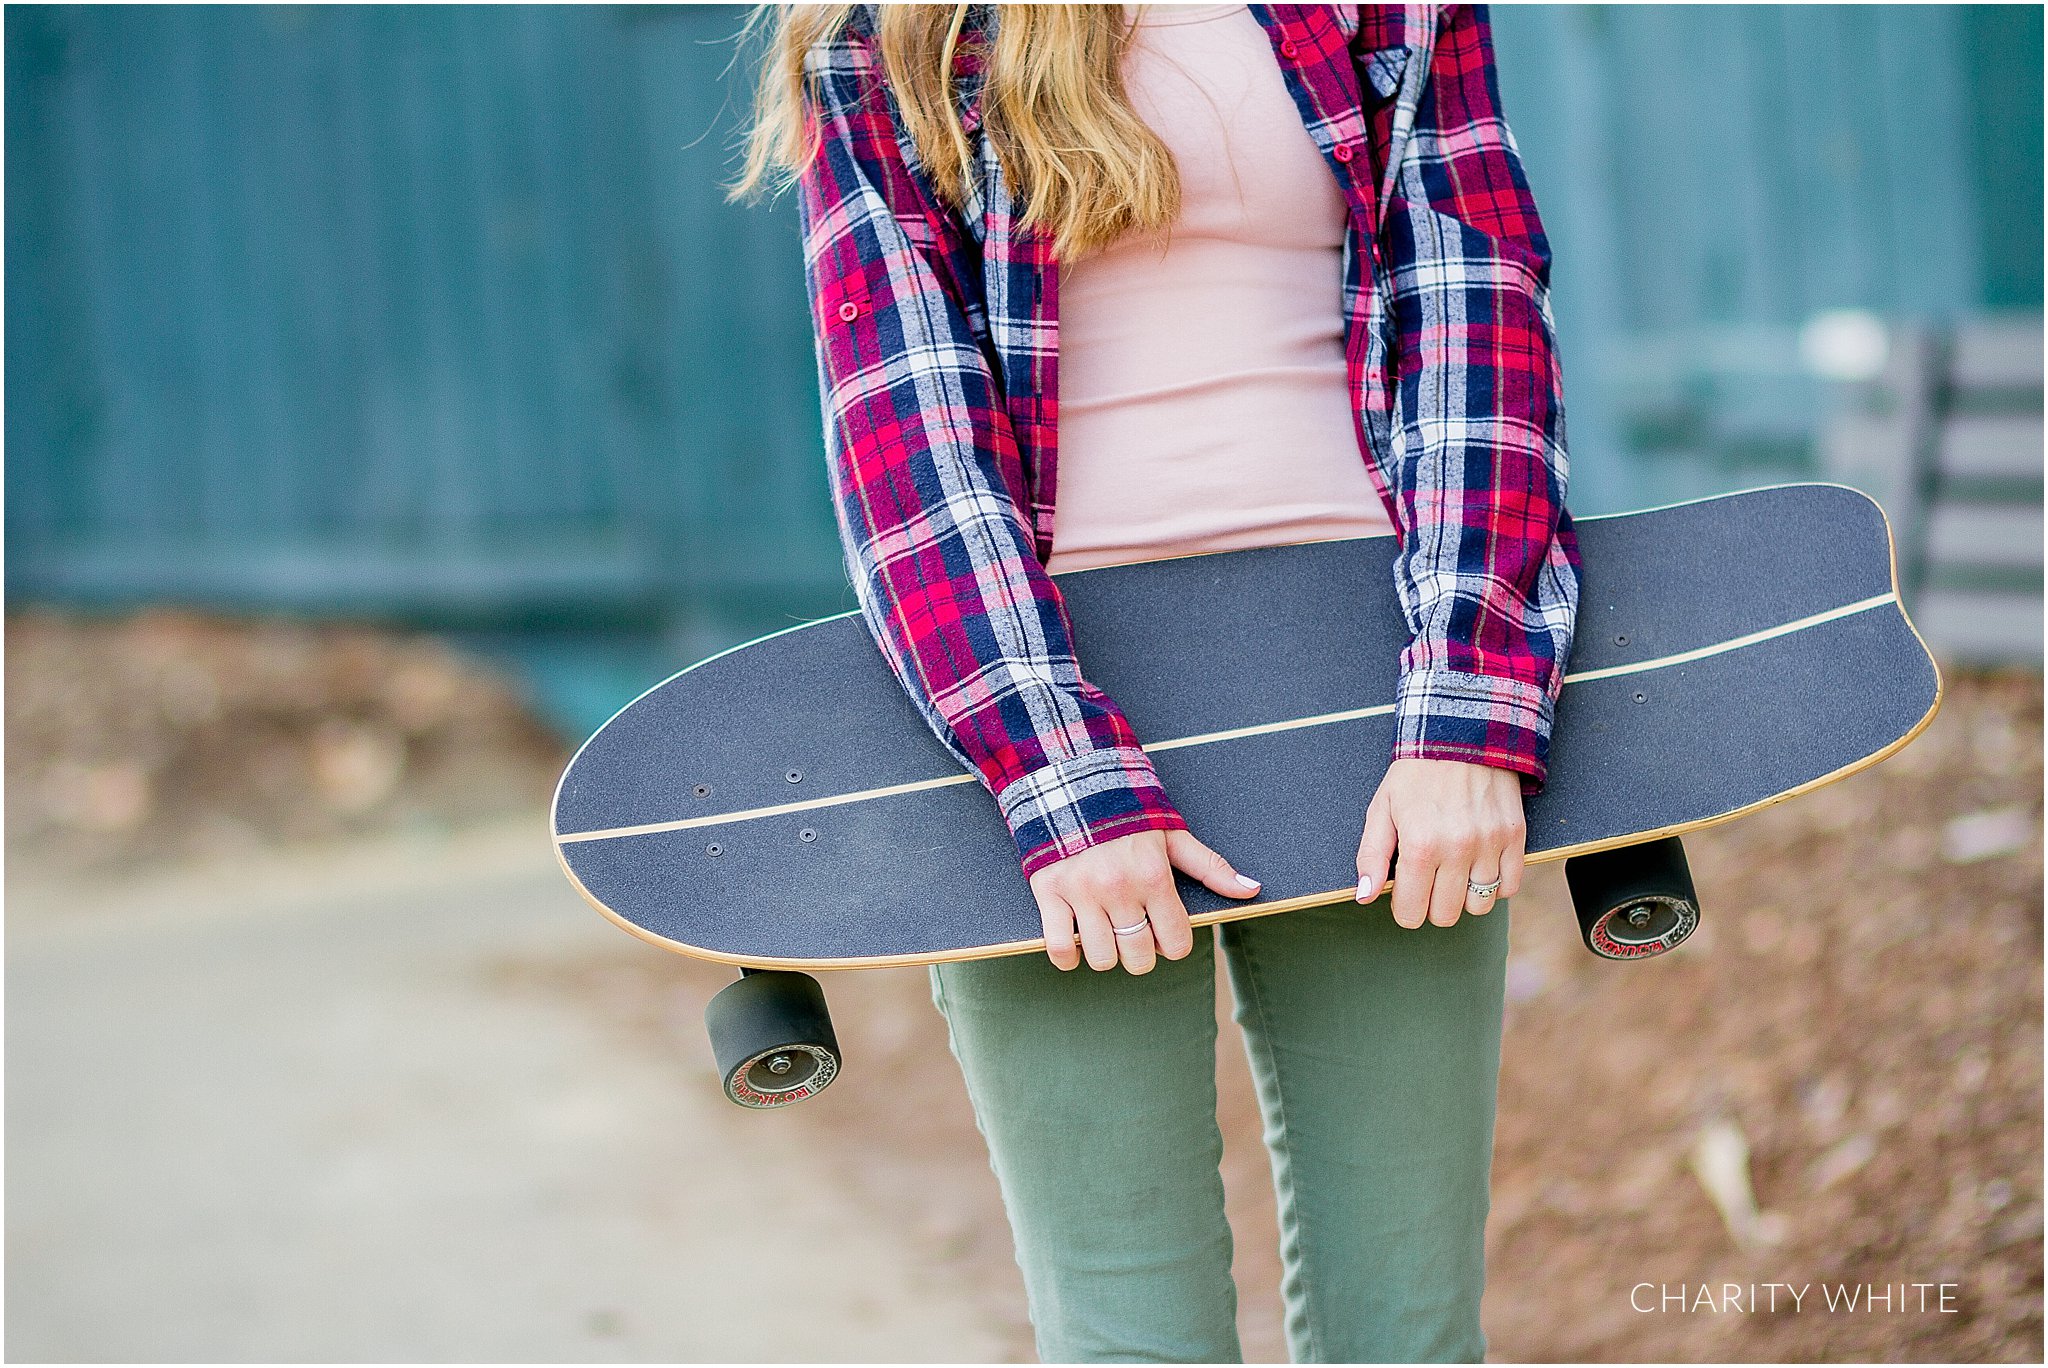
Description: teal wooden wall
xmin=1490 ymin=2 xmax=2043 ymax=511
xmin=7 ymin=4 xmax=2040 ymax=732
xmin=6 ymin=3 xmax=839 ymax=640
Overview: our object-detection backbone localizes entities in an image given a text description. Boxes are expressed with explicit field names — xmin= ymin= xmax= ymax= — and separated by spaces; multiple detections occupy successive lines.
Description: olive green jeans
xmin=928 ymin=893 xmax=1511 ymax=1364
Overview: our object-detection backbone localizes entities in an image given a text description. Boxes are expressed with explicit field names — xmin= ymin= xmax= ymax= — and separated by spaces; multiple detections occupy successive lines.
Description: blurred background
xmin=6 ymin=3 xmax=2041 ymax=1361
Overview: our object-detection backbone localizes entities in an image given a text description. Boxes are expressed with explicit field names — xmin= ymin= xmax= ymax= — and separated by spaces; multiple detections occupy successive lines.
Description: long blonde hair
xmin=727 ymin=4 xmax=1181 ymax=260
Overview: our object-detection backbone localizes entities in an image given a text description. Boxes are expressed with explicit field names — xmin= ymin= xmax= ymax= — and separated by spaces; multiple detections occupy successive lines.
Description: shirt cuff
xmin=995 ymin=745 xmax=1190 ymax=878
xmin=1392 ymin=664 xmax=1557 ymax=796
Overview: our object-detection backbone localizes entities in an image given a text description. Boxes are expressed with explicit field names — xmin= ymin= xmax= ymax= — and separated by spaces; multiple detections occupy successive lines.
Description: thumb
xmin=1355 ymin=787 xmax=1397 ymax=902
xmin=1165 ymin=829 xmax=1262 ymax=900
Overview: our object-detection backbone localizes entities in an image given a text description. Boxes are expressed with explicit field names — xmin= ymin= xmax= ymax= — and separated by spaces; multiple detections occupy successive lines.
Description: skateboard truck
xmin=704 ymin=969 xmax=843 ymax=1108
xmin=1564 ymin=836 xmax=1701 ymax=960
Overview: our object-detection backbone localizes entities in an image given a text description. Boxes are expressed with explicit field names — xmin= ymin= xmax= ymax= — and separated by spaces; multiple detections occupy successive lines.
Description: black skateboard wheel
xmin=1565 ymin=837 xmax=1700 ymax=960
xmin=705 ymin=970 xmax=841 ymax=1108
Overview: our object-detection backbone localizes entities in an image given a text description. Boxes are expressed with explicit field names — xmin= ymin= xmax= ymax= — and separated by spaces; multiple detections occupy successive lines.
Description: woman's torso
xmin=1046 ymin=2 xmax=1394 ymax=576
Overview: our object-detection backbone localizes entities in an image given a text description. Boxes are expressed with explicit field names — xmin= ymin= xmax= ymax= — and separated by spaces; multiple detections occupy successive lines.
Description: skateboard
xmin=553 ymin=483 xmax=1942 ymax=1107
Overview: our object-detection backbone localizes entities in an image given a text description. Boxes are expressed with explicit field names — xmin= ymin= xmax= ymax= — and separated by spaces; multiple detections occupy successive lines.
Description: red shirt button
xmin=1279 ymin=37 xmax=1299 ymax=58
xmin=1332 ymin=142 xmax=1354 ymax=163
xmin=837 ymin=301 xmax=861 ymax=322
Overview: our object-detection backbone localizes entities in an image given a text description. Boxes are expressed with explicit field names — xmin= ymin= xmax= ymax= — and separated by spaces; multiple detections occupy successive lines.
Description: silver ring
xmin=1110 ymin=916 xmax=1150 ymax=937
xmin=1467 ymin=877 xmax=1503 ymax=898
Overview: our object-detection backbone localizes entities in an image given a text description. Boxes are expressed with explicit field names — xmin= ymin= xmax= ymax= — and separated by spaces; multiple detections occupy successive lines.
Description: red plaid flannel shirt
xmin=794 ymin=4 xmax=1583 ymax=877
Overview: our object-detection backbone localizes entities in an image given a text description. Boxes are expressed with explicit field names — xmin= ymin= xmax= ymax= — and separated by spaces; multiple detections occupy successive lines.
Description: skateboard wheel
xmin=1565 ymin=837 xmax=1700 ymax=960
xmin=705 ymin=970 xmax=840 ymax=1108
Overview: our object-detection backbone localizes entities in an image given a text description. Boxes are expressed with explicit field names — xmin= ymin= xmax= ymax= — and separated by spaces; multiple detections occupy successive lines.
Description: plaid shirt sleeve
xmin=793 ymin=26 xmax=1188 ymax=878
xmin=1377 ymin=3 xmax=1583 ymax=795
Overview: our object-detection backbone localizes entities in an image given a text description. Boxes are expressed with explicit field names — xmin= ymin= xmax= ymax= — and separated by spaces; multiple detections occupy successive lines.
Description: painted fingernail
xmin=1355 ymin=877 xmax=1376 ymax=902
xmin=1235 ymin=873 xmax=1261 ymax=890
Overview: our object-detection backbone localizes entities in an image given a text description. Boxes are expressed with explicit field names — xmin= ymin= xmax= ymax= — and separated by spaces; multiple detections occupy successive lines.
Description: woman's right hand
xmin=1028 ymin=829 xmax=1262 ymax=974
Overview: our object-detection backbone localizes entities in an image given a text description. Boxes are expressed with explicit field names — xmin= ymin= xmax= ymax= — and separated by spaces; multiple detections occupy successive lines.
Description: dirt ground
xmin=7 ymin=609 xmax=2042 ymax=1362
xmin=5 ymin=609 xmax=563 ymax=872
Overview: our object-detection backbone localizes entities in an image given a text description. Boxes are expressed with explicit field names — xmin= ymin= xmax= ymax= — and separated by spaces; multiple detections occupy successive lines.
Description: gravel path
xmin=7 ymin=822 xmax=1010 ymax=1363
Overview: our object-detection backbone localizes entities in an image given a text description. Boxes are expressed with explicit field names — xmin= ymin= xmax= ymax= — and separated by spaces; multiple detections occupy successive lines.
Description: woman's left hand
xmin=1354 ymin=757 xmax=1526 ymax=928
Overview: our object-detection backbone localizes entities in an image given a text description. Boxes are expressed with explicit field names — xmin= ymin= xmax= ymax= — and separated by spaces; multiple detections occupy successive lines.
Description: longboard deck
xmin=553 ymin=483 xmax=1941 ymax=968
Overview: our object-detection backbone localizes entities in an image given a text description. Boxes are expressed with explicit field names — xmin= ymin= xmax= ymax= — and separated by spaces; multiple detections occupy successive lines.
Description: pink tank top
xmin=1047 ymin=3 xmax=1395 ymax=576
